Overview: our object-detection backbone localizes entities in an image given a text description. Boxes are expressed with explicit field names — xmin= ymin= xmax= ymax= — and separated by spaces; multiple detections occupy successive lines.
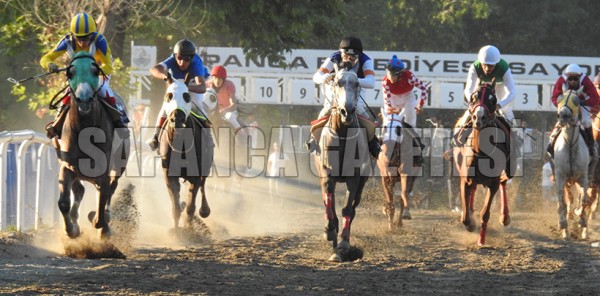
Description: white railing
xmin=0 ymin=130 xmax=59 ymax=231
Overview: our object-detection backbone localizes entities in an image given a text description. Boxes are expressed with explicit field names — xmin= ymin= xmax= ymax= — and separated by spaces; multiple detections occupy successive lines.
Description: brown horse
xmin=587 ymin=107 xmax=600 ymax=220
xmin=377 ymin=119 xmax=422 ymax=230
xmin=158 ymin=77 xmax=214 ymax=229
xmin=312 ymin=69 xmax=371 ymax=262
xmin=453 ymin=81 xmax=514 ymax=246
xmin=54 ymin=52 xmax=130 ymax=239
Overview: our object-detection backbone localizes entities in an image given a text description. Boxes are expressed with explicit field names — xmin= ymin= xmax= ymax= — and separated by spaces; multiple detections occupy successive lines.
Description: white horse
xmin=553 ymin=89 xmax=591 ymax=239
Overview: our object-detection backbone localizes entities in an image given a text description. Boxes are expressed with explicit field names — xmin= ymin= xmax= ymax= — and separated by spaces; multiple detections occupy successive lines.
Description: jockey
xmin=41 ymin=12 xmax=128 ymax=138
xmin=147 ymin=38 xmax=209 ymax=151
xmin=205 ymin=65 xmax=244 ymax=133
xmin=458 ymin=45 xmax=516 ymax=128
xmin=547 ymin=63 xmax=600 ymax=157
xmin=307 ymin=36 xmax=381 ymax=159
xmin=381 ymin=54 xmax=428 ymax=155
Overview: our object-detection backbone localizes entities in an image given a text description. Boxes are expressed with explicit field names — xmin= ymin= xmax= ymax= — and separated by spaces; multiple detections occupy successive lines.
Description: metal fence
xmin=0 ymin=130 xmax=59 ymax=231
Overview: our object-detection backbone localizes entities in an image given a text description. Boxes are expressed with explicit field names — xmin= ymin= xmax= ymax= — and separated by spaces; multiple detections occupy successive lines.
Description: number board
xmin=514 ymin=84 xmax=540 ymax=110
xmin=437 ymin=82 xmax=466 ymax=109
xmin=362 ymin=80 xmax=384 ymax=108
xmin=251 ymin=78 xmax=280 ymax=103
xmin=289 ymin=79 xmax=318 ymax=105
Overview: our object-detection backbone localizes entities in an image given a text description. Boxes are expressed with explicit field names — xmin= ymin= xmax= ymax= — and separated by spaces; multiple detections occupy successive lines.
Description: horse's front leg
xmin=381 ymin=175 xmax=397 ymax=230
xmin=58 ymin=168 xmax=80 ymax=238
xmin=198 ymin=177 xmax=210 ymax=218
xmin=575 ymin=176 xmax=590 ymax=239
xmin=498 ymin=180 xmax=510 ymax=226
xmin=400 ymin=175 xmax=413 ymax=220
xmin=322 ymin=178 xmax=338 ymax=246
xmin=182 ymin=178 xmax=200 ymax=228
xmin=165 ymin=173 xmax=182 ymax=229
xmin=478 ymin=183 xmax=499 ymax=246
xmin=460 ymin=179 xmax=476 ymax=232
xmin=338 ymin=176 xmax=368 ymax=251
xmin=555 ymin=177 xmax=568 ymax=239
xmin=93 ymin=178 xmax=112 ymax=239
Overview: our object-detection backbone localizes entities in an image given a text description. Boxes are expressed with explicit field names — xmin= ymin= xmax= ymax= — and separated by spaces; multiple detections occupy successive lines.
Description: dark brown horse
xmin=158 ymin=77 xmax=214 ymax=229
xmin=312 ymin=69 xmax=371 ymax=262
xmin=377 ymin=119 xmax=422 ymax=230
xmin=54 ymin=52 xmax=130 ymax=239
xmin=453 ymin=81 xmax=514 ymax=246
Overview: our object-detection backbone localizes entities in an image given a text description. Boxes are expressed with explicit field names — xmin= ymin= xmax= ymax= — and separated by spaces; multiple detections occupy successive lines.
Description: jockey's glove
xmin=48 ymin=63 xmax=59 ymax=73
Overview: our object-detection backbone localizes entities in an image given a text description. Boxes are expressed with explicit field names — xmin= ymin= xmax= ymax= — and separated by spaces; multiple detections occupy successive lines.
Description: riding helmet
xmin=339 ymin=37 xmax=363 ymax=55
xmin=173 ymin=39 xmax=196 ymax=56
xmin=70 ymin=13 xmax=97 ymax=37
xmin=477 ymin=45 xmax=501 ymax=65
xmin=564 ymin=64 xmax=582 ymax=76
xmin=386 ymin=55 xmax=405 ymax=74
xmin=211 ymin=65 xmax=227 ymax=79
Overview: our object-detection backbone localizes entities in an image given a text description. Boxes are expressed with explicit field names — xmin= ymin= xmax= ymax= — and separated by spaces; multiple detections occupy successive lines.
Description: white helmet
xmin=477 ymin=45 xmax=501 ymax=65
xmin=203 ymin=88 xmax=218 ymax=112
xmin=564 ymin=63 xmax=582 ymax=76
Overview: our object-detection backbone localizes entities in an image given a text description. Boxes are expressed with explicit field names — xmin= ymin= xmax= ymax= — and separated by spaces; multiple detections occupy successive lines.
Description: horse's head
xmin=331 ymin=68 xmax=360 ymax=125
xmin=469 ymin=81 xmax=498 ymax=130
xmin=164 ymin=78 xmax=192 ymax=130
xmin=557 ymin=89 xmax=581 ymax=127
xmin=67 ymin=52 xmax=101 ymax=115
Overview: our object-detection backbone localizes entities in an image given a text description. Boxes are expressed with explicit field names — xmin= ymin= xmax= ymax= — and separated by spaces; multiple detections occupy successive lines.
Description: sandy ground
xmin=2 ymin=158 xmax=600 ymax=295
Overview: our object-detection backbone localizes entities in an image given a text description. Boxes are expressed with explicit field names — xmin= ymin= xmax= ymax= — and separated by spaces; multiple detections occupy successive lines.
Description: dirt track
xmin=2 ymin=174 xmax=600 ymax=295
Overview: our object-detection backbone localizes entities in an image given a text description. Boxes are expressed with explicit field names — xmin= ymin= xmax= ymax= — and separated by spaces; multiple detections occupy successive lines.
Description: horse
xmin=54 ymin=51 xmax=130 ymax=239
xmin=587 ymin=105 xmax=600 ymax=220
xmin=453 ymin=81 xmax=514 ymax=246
xmin=553 ymin=89 xmax=592 ymax=239
xmin=312 ymin=67 xmax=371 ymax=262
xmin=158 ymin=76 xmax=214 ymax=229
xmin=377 ymin=118 xmax=422 ymax=230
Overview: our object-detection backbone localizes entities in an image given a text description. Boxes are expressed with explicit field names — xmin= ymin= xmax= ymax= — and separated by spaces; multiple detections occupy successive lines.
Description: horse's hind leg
xmin=198 ymin=177 xmax=211 ymax=218
xmin=460 ymin=181 xmax=476 ymax=232
xmin=556 ymin=178 xmax=569 ymax=239
xmin=58 ymin=169 xmax=80 ymax=238
xmin=498 ymin=181 xmax=511 ymax=226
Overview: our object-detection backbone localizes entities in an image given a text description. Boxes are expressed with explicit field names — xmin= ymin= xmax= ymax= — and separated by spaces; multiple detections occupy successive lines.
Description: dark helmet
xmin=339 ymin=36 xmax=363 ymax=55
xmin=173 ymin=39 xmax=196 ymax=56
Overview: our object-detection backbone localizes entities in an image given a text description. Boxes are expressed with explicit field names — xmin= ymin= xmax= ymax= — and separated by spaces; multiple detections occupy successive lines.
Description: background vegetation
xmin=0 ymin=0 xmax=598 ymax=132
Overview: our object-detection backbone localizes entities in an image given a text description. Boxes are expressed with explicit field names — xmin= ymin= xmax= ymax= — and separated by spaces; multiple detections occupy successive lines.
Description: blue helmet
xmin=386 ymin=55 xmax=405 ymax=74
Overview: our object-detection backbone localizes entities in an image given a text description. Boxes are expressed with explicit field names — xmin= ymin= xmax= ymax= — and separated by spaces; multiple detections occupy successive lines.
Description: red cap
xmin=211 ymin=65 xmax=227 ymax=79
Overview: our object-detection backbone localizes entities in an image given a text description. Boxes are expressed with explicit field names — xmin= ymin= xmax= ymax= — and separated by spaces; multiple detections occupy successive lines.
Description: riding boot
xmin=584 ymin=127 xmax=596 ymax=157
xmin=45 ymin=105 xmax=69 ymax=139
xmin=146 ymin=117 xmax=166 ymax=151
xmin=546 ymin=126 xmax=560 ymax=158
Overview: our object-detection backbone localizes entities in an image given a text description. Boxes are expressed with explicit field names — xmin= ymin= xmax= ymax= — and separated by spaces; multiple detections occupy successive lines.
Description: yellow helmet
xmin=70 ymin=13 xmax=97 ymax=37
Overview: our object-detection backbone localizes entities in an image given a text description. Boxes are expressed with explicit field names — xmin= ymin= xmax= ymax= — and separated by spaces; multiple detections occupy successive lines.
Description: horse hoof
xmin=561 ymin=229 xmax=568 ymax=240
xmin=100 ymin=226 xmax=111 ymax=240
xmin=337 ymin=239 xmax=350 ymax=251
xmin=581 ymin=227 xmax=588 ymax=240
xmin=402 ymin=209 xmax=412 ymax=220
xmin=467 ymin=223 xmax=476 ymax=232
xmin=328 ymin=253 xmax=342 ymax=262
xmin=199 ymin=207 xmax=210 ymax=218
xmin=66 ymin=224 xmax=81 ymax=239
xmin=500 ymin=214 xmax=511 ymax=226
xmin=180 ymin=202 xmax=187 ymax=211
xmin=574 ymin=207 xmax=583 ymax=217
xmin=88 ymin=211 xmax=96 ymax=223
